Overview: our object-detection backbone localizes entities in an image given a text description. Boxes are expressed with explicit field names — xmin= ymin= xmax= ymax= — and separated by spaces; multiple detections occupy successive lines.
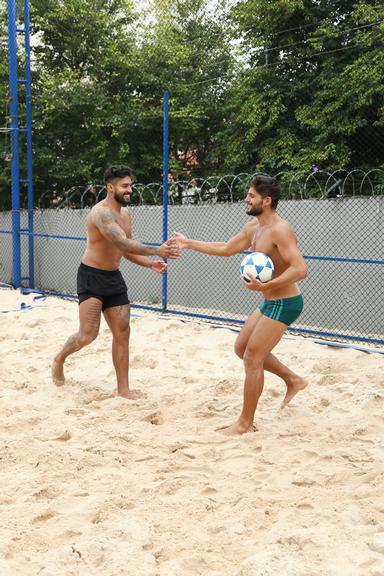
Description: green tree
xmin=24 ymin=0 xmax=235 ymax=201
xmin=217 ymin=0 xmax=384 ymax=175
xmin=0 ymin=2 xmax=12 ymax=208
xmin=30 ymin=0 xmax=140 ymax=198
xmin=119 ymin=0 xmax=235 ymax=181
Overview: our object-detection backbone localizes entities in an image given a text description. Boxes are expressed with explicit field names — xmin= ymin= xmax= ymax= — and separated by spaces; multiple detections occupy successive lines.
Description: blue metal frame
xmin=6 ymin=0 xmax=34 ymax=288
xmin=7 ymin=0 xmax=21 ymax=287
xmin=24 ymin=0 xmax=34 ymax=288
xmin=161 ymin=90 xmax=169 ymax=311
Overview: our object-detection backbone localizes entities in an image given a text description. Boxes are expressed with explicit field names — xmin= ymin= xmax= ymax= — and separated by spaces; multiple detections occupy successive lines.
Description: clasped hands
xmin=152 ymin=232 xmax=185 ymax=273
xmin=164 ymin=231 xmax=188 ymax=252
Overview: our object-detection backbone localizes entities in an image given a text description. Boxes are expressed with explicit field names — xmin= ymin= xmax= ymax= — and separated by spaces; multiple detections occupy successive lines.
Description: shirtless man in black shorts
xmin=51 ymin=165 xmax=180 ymax=398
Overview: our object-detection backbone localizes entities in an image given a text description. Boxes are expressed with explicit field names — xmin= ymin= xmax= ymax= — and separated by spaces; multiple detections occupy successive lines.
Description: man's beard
xmin=114 ymin=192 xmax=130 ymax=206
xmin=246 ymin=205 xmax=263 ymax=216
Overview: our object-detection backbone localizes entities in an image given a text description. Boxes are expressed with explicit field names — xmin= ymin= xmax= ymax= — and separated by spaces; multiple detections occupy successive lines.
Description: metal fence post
xmin=24 ymin=0 xmax=34 ymax=288
xmin=162 ymin=90 xmax=169 ymax=311
xmin=7 ymin=0 xmax=21 ymax=287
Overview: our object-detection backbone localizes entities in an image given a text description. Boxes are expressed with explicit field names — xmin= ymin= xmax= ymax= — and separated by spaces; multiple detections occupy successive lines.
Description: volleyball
xmin=240 ymin=252 xmax=274 ymax=284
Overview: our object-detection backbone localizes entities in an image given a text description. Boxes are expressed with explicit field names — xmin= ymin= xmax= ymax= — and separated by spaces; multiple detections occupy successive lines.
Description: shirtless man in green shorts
xmin=173 ymin=175 xmax=308 ymax=435
xmin=52 ymin=165 xmax=180 ymax=399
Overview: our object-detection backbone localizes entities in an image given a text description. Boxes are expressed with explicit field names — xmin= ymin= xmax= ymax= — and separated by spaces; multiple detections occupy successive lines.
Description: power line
xmin=302 ymin=42 xmax=384 ymax=60
xmin=269 ymin=19 xmax=326 ymax=37
xmin=142 ymin=16 xmax=384 ymax=82
xmin=263 ymin=20 xmax=384 ymax=55
xmin=180 ymin=41 xmax=383 ymax=88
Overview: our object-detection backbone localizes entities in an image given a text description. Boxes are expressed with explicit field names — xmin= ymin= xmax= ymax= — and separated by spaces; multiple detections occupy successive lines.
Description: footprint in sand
xmin=317 ymin=374 xmax=337 ymax=386
xmin=181 ymin=376 xmax=196 ymax=385
xmin=184 ymin=345 xmax=205 ymax=358
xmin=83 ymin=391 xmax=115 ymax=405
xmin=312 ymin=361 xmax=332 ymax=374
xmin=368 ymin=532 xmax=384 ymax=554
xmin=296 ymin=502 xmax=315 ymax=510
xmin=130 ymin=354 xmax=158 ymax=369
xmin=114 ymin=497 xmax=136 ymax=511
xmin=31 ymin=509 xmax=57 ymax=524
xmin=143 ymin=411 xmax=164 ymax=425
xmin=65 ymin=408 xmax=86 ymax=416
xmin=320 ymin=397 xmax=331 ymax=407
xmin=33 ymin=486 xmax=61 ymax=500
xmin=52 ymin=430 xmax=71 ymax=442
xmin=25 ymin=318 xmax=48 ymax=328
xmin=14 ymin=381 xmax=33 ymax=390
xmin=301 ymin=449 xmax=319 ymax=460
xmin=214 ymin=379 xmax=240 ymax=395
xmin=195 ymin=401 xmax=231 ymax=419
xmin=292 ymin=478 xmax=317 ymax=487
xmin=60 ymin=529 xmax=83 ymax=540
xmin=201 ymin=486 xmax=218 ymax=495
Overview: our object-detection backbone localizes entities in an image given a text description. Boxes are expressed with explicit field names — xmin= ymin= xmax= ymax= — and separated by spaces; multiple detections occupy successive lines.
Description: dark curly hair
xmin=104 ymin=165 xmax=133 ymax=185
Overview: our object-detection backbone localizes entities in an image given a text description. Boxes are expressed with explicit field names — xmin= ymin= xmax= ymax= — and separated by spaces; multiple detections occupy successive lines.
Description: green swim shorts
xmin=259 ymin=294 xmax=304 ymax=326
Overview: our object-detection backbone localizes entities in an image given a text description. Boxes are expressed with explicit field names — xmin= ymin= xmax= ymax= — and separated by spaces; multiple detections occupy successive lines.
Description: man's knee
xmin=78 ymin=330 xmax=98 ymax=347
xmin=243 ymin=345 xmax=263 ymax=366
xmin=113 ymin=322 xmax=130 ymax=342
xmin=234 ymin=340 xmax=244 ymax=359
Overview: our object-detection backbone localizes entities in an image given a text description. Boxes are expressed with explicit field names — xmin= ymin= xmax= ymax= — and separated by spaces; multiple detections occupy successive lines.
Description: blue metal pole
xmin=7 ymin=0 xmax=21 ymax=288
xmin=161 ymin=90 xmax=169 ymax=311
xmin=24 ymin=0 xmax=34 ymax=288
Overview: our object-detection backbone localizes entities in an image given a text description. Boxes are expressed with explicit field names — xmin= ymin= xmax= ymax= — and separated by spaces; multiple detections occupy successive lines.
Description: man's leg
xmin=219 ymin=315 xmax=288 ymax=436
xmin=235 ymin=309 xmax=307 ymax=408
xmin=102 ymin=304 xmax=139 ymax=399
xmin=52 ymin=297 xmax=102 ymax=385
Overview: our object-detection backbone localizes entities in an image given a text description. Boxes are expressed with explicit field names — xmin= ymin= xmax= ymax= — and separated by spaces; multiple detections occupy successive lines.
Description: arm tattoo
xmin=94 ymin=207 xmax=156 ymax=256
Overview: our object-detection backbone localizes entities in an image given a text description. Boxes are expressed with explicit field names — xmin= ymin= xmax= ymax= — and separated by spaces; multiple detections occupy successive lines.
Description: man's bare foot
xmin=52 ymin=358 xmax=65 ymax=387
xmin=118 ymin=389 xmax=145 ymax=400
xmin=280 ymin=376 xmax=308 ymax=408
xmin=215 ymin=421 xmax=255 ymax=436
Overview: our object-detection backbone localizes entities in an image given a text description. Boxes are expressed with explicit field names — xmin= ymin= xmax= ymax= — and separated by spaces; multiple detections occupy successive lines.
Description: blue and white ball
xmin=240 ymin=252 xmax=274 ymax=284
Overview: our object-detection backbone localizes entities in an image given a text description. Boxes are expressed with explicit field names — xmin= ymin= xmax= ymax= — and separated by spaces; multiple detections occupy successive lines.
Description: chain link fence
xmin=1 ymin=173 xmax=383 ymax=347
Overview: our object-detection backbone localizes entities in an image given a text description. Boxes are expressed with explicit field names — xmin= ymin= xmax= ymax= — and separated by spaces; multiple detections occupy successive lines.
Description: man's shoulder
xmin=243 ymin=219 xmax=259 ymax=233
xmin=88 ymin=201 xmax=102 ymax=214
xmin=91 ymin=203 xmax=130 ymax=217
xmin=272 ymin=216 xmax=295 ymax=238
xmin=276 ymin=216 xmax=293 ymax=230
xmin=91 ymin=200 xmax=109 ymax=214
xmin=89 ymin=202 xmax=115 ymax=226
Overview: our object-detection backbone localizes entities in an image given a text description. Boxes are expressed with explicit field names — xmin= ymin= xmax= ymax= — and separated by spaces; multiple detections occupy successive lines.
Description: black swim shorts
xmin=77 ymin=263 xmax=129 ymax=311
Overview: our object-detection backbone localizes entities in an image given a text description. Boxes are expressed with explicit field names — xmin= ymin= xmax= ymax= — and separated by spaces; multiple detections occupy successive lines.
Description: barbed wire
xmin=32 ymin=169 xmax=384 ymax=209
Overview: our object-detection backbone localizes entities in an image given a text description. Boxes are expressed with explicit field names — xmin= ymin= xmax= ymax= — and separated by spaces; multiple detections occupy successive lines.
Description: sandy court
xmin=0 ymin=287 xmax=383 ymax=576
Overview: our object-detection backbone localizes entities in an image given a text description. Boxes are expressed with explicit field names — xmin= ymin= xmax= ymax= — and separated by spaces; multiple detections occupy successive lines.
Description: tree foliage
xmin=0 ymin=2 xmax=11 ymax=198
xmin=0 ymin=0 xmax=383 ymax=206
xmin=219 ymin=0 xmax=384 ymax=174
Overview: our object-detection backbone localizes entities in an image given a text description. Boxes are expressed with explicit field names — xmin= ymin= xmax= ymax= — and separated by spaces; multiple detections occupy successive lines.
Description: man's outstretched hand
xmin=171 ymin=232 xmax=189 ymax=249
xmin=157 ymin=237 xmax=181 ymax=259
